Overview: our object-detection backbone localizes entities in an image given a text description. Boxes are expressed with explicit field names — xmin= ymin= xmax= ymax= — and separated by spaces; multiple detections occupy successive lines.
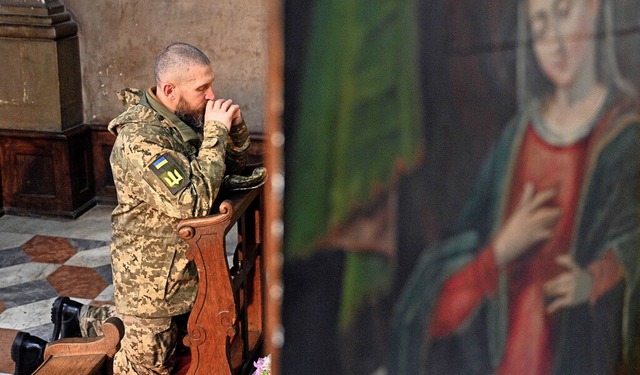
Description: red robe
xmin=428 ymin=124 xmax=623 ymax=374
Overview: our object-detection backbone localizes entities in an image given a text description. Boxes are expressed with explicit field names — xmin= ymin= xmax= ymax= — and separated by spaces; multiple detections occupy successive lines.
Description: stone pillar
xmin=0 ymin=0 xmax=94 ymax=217
xmin=0 ymin=0 xmax=82 ymax=130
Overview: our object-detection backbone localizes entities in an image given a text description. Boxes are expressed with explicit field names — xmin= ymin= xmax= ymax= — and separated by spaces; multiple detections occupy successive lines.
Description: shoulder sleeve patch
xmin=149 ymin=153 xmax=189 ymax=194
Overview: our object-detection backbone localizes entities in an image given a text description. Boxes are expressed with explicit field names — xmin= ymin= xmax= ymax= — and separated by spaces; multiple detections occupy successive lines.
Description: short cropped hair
xmin=154 ymin=42 xmax=211 ymax=84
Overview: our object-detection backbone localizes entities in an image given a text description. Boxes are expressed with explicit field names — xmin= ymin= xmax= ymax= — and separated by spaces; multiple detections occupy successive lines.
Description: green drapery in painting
xmin=285 ymin=0 xmax=423 ymax=328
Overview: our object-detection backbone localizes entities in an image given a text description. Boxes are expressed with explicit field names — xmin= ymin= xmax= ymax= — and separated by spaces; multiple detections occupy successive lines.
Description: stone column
xmin=0 ymin=0 xmax=94 ymax=217
xmin=0 ymin=0 xmax=82 ymax=130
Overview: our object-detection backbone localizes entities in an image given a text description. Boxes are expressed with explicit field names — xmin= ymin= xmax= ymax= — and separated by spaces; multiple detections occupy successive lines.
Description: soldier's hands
xmin=231 ymin=106 xmax=244 ymax=127
xmin=205 ymin=99 xmax=240 ymax=131
xmin=493 ymin=182 xmax=561 ymax=267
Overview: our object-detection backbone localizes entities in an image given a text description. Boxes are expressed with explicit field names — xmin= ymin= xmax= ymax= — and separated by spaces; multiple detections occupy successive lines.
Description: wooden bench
xmin=177 ymin=187 xmax=265 ymax=375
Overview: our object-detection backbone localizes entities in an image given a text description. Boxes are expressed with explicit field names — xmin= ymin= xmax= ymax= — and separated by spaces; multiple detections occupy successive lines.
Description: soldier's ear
xmin=161 ymin=83 xmax=176 ymax=99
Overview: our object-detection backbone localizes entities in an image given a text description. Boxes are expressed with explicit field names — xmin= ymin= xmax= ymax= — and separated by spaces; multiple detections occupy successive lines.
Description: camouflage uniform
xmin=81 ymin=86 xmax=250 ymax=374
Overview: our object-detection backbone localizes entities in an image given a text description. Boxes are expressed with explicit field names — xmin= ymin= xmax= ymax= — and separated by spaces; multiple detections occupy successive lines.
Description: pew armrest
xmin=34 ymin=317 xmax=124 ymax=375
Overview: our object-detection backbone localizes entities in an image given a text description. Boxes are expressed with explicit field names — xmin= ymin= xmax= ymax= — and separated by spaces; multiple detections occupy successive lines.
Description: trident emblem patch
xmin=150 ymin=153 xmax=188 ymax=194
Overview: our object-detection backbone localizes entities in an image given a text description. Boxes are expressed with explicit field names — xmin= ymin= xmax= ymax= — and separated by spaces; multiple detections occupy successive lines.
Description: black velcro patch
xmin=149 ymin=153 xmax=188 ymax=194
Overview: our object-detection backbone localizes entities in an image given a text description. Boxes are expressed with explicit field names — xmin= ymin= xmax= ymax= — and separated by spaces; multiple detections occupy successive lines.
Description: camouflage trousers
xmin=80 ymin=305 xmax=187 ymax=375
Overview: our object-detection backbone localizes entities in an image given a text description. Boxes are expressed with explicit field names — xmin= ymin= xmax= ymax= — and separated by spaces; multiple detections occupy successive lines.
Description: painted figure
xmin=393 ymin=0 xmax=640 ymax=373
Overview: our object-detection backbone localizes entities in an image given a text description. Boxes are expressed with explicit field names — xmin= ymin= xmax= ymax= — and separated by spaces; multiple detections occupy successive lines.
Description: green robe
xmin=284 ymin=0 xmax=423 ymax=330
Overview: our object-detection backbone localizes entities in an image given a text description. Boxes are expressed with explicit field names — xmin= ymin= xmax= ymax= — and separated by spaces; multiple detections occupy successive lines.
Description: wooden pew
xmin=177 ymin=187 xmax=265 ymax=375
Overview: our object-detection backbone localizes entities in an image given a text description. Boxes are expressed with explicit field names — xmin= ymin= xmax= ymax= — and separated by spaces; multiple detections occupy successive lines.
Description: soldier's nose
xmin=205 ymin=87 xmax=215 ymax=101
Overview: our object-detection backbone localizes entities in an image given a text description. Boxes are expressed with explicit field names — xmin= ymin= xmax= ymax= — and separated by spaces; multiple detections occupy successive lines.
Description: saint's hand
xmin=205 ymin=98 xmax=240 ymax=131
xmin=544 ymin=254 xmax=593 ymax=314
xmin=493 ymin=182 xmax=561 ymax=267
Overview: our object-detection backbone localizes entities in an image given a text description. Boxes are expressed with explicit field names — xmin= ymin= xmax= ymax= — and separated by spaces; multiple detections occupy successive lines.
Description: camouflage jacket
xmin=107 ymin=87 xmax=250 ymax=317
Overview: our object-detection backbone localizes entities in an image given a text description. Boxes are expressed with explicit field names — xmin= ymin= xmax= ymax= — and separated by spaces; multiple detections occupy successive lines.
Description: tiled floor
xmin=0 ymin=204 xmax=115 ymax=375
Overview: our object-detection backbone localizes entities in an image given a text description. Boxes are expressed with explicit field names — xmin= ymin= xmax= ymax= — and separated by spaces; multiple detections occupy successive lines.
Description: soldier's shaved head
xmin=154 ymin=42 xmax=211 ymax=85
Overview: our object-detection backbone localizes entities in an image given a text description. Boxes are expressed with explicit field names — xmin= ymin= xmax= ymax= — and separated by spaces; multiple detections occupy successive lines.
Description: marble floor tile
xmin=64 ymin=246 xmax=111 ymax=268
xmin=47 ymin=266 xmax=109 ymax=299
xmin=94 ymin=284 xmax=115 ymax=302
xmin=24 ymin=322 xmax=55 ymax=341
xmin=56 ymin=226 xmax=112 ymax=243
xmin=0 ymin=205 xmax=114 ymax=242
xmin=0 ymin=247 xmax=30 ymax=269
xmin=0 ymin=262 xmax=60 ymax=289
xmin=94 ymin=264 xmax=113 ymax=284
xmin=0 ymin=233 xmax=34 ymax=250
xmin=0 ymin=297 xmax=59 ymax=330
xmin=0 ymin=297 xmax=93 ymax=331
xmin=67 ymin=238 xmax=109 ymax=252
xmin=0 ymin=280 xmax=58 ymax=308
xmin=22 ymin=235 xmax=78 ymax=264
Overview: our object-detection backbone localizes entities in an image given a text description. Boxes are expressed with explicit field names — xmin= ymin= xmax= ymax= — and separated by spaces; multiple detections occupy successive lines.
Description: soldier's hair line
xmin=154 ymin=42 xmax=211 ymax=84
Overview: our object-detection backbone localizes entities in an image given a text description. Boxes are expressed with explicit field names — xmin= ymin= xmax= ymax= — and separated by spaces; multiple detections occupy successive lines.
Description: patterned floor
xmin=0 ymin=204 xmax=115 ymax=375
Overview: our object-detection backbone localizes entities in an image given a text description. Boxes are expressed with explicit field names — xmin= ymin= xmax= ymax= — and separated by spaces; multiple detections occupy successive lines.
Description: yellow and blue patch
xmin=149 ymin=153 xmax=188 ymax=194
xmin=153 ymin=156 xmax=169 ymax=169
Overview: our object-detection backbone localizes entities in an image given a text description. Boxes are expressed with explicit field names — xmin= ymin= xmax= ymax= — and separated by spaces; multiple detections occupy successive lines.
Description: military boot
xmin=11 ymin=332 xmax=46 ymax=375
xmin=50 ymin=296 xmax=83 ymax=341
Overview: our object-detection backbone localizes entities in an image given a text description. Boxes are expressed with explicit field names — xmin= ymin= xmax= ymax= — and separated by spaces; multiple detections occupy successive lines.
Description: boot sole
xmin=11 ymin=332 xmax=28 ymax=374
xmin=50 ymin=296 xmax=67 ymax=341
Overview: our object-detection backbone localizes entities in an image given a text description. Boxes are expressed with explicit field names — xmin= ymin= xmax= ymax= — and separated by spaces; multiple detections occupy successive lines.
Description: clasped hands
xmin=204 ymin=98 xmax=243 ymax=131
xmin=493 ymin=182 xmax=593 ymax=314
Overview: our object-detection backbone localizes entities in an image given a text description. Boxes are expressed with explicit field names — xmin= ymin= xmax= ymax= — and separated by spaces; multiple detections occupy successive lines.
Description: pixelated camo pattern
xmin=79 ymin=304 xmax=118 ymax=337
xmin=107 ymin=87 xmax=250 ymax=318
xmin=112 ymin=314 xmax=177 ymax=375
xmin=80 ymin=305 xmax=177 ymax=374
xmin=116 ymin=88 xmax=143 ymax=109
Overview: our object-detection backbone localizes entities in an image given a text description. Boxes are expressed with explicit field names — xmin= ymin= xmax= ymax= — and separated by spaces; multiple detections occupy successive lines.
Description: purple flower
xmin=252 ymin=354 xmax=272 ymax=375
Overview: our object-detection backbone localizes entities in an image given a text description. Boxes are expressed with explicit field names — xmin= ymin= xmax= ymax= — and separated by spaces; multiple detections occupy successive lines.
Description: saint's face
xmin=528 ymin=0 xmax=600 ymax=90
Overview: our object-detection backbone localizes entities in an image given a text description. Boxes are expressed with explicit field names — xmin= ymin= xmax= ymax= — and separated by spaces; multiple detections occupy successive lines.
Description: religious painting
xmin=393 ymin=0 xmax=640 ymax=374
xmin=281 ymin=0 xmax=640 ymax=374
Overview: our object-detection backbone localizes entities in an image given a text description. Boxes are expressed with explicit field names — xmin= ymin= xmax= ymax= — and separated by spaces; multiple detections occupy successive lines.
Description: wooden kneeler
xmin=33 ymin=317 xmax=124 ymax=375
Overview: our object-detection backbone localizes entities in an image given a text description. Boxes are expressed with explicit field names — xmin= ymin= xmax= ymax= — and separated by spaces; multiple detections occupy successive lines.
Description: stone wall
xmin=63 ymin=0 xmax=267 ymax=131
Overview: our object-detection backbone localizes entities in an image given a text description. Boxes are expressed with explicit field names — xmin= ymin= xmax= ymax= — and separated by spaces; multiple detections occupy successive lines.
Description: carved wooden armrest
xmin=33 ymin=317 xmax=124 ymax=375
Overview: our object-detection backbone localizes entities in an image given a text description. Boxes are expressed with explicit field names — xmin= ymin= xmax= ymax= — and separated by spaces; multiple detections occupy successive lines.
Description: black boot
xmin=11 ymin=332 xmax=46 ymax=375
xmin=50 ymin=296 xmax=83 ymax=341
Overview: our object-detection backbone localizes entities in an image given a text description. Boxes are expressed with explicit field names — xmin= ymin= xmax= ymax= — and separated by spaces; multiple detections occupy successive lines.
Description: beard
xmin=174 ymin=97 xmax=205 ymax=132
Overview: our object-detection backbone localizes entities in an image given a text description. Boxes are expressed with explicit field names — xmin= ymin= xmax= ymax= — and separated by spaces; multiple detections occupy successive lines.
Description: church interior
xmin=2 ymin=0 xmax=640 ymax=374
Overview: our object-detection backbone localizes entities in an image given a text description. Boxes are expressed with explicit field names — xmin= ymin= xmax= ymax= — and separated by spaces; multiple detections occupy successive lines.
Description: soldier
xmin=11 ymin=42 xmax=251 ymax=374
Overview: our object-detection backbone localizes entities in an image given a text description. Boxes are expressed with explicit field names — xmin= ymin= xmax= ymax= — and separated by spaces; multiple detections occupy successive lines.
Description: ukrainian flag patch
xmin=150 ymin=153 xmax=188 ymax=194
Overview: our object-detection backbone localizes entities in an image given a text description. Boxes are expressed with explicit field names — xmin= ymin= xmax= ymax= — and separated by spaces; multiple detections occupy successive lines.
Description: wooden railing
xmin=177 ymin=187 xmax=265 ymax=375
